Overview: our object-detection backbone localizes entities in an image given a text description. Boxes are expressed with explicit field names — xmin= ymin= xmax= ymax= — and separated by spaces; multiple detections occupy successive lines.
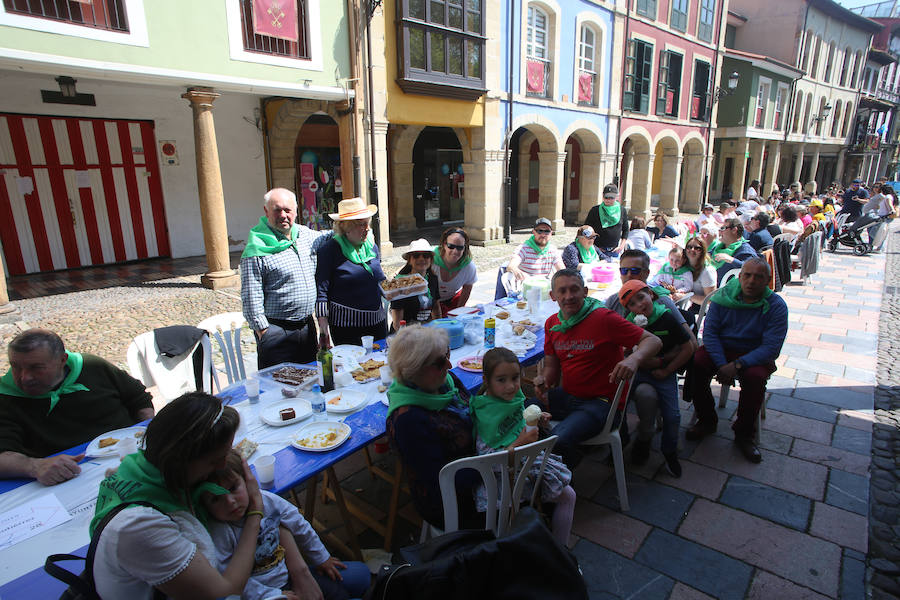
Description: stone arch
xmin=680 ymin=136 xmax=706 ymax=212
xmin=269 ymin=99 xmax=341 ymax=192
xmin=651 ymin=132 xmax=681 ymax=215
xmin=509 ymin=114 xmax=561 ymax=152
xmin=619 ymin=127 xmax=653 ymax=217
xmin=562 ymin=122 xmax=605 ymax=221
xmin=508 ymin=120 xmax=564 ymax=228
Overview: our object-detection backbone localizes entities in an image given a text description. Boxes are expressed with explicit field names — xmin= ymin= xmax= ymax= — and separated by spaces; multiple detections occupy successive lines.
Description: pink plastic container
xmin=591 ymin=264 xmax=616 ymax=283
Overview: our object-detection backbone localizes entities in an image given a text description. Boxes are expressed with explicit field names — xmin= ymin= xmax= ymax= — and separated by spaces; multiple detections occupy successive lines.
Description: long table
xmin=0 ymin=299 xmax=554 ymax=598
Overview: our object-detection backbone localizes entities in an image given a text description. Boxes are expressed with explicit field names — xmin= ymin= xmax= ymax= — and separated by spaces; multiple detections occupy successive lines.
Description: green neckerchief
xmin=598 ymin=203 xmax=622 ymax=229
xmin=707 ymin=239 xmax=744 ymax=269
xmin=651 ymin=285 xmax=671 ymax=297
xmin=550 ymin=296 xmax=603 ymax=333
xmin=387 ymin=374 xmax=460 ymax=417
xmin=576 ymin=242 xmax=599 ymax=264
xmin=0 ymin=352 xmax=88 ymax=414
xmin=90 ymin=450 xmax=229 ymax=537
xmin=433 ymin=247 xmax=472 ymax=274
xmin=659 ymin=263 xmax=691 ymax=277
xmin=524 ymin=235 xmax=550 ymax=257
xmin=626 ymin=301 xmax=669 ymax=328
xmin=469 ymin=390 xmax=526 ymax=449
xmin=241 ymin=217 xmax=298 ymax=258
xmin=709 ymin=277 xmax=773 ymax=313
xmin=334 ymin=232 xmax=377 ymax=274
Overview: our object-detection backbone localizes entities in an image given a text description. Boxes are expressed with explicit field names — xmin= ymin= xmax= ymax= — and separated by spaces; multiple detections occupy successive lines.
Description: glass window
xmin=691 ymin=60 xmax=711 ymax=120
xmin=526 ymin=5 xmax=551 ymax=98
xmin=2 ymin=0 xmax=129 ymax=32
xmin=670 ymin=0 xmax=688 ymax=32
xmin=755 ymin=80 xmax=770 ymax=128
xmin=636 ymin=0 xmax=657 ymax=19
xmin=578 ymin=24 xmax=598 ymax=106
xmin=774 ymin=85 xmax=787 ymax=130
xmin=698 ymin=0 xmax=715 ymax=43
xmin=656 ymin=50 xmax=682 ymax=117
xmin=625 ymin=39 xmax=654 ymax=113
xmin=397 ymin=0 xmax=486 ymax=98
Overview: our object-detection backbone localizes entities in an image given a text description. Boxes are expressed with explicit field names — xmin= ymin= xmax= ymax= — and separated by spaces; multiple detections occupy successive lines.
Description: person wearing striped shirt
xmin=506 ymin=218 xmax=566 ymax=281
xmin=240 ymin=188 xmax=331 ymax=369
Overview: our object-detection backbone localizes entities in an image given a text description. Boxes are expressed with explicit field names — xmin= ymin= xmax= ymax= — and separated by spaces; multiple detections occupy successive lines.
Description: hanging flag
xmin=578 ymin=72 xmax=593 ymax=104
xmin=526 ymin=59 xmax=545 ymax=94
xmin=252 ymin=0 xmax=299 ymax=42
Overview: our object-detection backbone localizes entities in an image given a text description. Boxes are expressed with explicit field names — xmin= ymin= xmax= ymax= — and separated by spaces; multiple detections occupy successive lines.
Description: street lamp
xmin=812 ymin=103 xmax=833 ymax=124
xmin=714 ymin=71 xmax=740 ymax=101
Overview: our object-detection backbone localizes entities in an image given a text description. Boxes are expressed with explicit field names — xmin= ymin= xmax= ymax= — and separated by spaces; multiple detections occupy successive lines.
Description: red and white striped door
xmin=0 ymin=113 xmax=170 ymax=276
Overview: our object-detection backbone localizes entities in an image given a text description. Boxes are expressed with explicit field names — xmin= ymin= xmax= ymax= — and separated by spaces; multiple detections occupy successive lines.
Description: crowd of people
xmin=0 ymin=178 xmax=892 ymax=596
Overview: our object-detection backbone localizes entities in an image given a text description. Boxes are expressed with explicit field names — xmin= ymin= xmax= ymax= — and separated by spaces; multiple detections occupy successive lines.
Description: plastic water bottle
xmin=310 ymin=385 xmax=326 ymax=421
xmin=484 ymin=318 xmax=496 ymax=349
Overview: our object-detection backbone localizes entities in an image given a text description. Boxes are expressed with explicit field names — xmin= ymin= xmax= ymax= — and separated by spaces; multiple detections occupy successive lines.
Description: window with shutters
xmin=656 ymin=50 xmax=682 ymax=117
xmin=755 ymin=78 xmax=770 ymax=128
xmin=774 ymin=84 xmax=788 ymax=131
xmin=636 ymin=0 xmax=656 ymax=19
xmin=396 ymin=0 xmax=487 ymax=100
xmin=690 ymin=59 xmax=711 ymax=121
xmin=624 ymin=39 xmax=653 ymax=113
xmin=577 ymin=24 xmax=598 ymax=106
xmin=526 ymin=4 xmax=551 ymax=98
xmin=698 ymin=0 xmax=715 ymax=43
xmin=670 ymin=0 xmax=688 ymax=32
xmin=2 ymin=0 xmax=128 ymax=31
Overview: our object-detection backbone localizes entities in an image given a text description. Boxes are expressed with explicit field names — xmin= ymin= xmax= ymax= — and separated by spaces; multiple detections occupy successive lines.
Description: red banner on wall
xmin=578 ymin=73 xmax=593 ymax=104
xmin=526 ymin=59 xmax=545 ymax=94
xmin=252 ymin=0 xmax=299 ymax=42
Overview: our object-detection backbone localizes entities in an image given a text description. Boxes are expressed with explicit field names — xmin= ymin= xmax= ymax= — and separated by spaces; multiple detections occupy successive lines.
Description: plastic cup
xmin=379 ymin=365 xmax=393 ymax=385
xmin=245 ymin=378 xmax=260 ymax=403
xmin=117 ymin=437 xmax=138 ymax=460
xmin=335 ymin=371 xmax=354 ymax=388
xmin=255 ymin=455 xmax=275 ymax=486
xmin=361 ymin=335 xmax=374 ymax=353
xmin=483 ymin=304 xmax=494 ymax=319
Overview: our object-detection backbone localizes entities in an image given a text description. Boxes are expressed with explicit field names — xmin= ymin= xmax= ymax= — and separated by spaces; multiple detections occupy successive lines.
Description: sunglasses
xmin=535 ymin=229 xmax=552 ymax=235
xmin=723 ymin=225 xmax=737 ymax=230
xmin=686 ymin=246 xmax=703 ymax=251
xmin=429 ymin=351 xmax=451 ymax=369
xmin=619 ymin=267 xmax=643 ymax=275
xmin=409 ymin=252 xmax=432 ymax=259
xmin=445 ymin=242 xmax=465 ymax=251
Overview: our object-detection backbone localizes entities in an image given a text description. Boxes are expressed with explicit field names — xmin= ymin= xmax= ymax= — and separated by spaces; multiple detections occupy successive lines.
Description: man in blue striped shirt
xmin=240 ymin=188 xmax=331 ymax=368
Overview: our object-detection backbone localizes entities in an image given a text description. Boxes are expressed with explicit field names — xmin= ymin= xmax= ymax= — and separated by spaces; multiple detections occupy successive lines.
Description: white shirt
xmin=431 ymin=261 xmax=478 ymax=302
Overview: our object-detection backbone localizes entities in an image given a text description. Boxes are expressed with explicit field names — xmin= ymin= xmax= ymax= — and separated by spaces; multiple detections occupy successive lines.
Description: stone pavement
xmin=0 ymin=221 xmax=895 ymax=598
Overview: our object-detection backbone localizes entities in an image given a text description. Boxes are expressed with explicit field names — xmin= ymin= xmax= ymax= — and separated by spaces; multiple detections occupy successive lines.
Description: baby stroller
xmin=828 ymin=211 xmax=885 ymax=256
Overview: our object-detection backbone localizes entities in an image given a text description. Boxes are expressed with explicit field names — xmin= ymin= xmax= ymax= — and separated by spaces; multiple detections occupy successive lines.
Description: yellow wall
xmin=382 ymin=1 xmax=484 ymax=127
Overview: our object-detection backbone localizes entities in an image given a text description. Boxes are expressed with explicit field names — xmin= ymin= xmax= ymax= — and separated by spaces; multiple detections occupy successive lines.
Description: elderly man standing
xmin=534 ymin=269 xmax=662 ymax=469
xmin=241 ymin=188 xmax=331 ymax=369
xmin=585 ymin=183 xmax=629 ymax=259
xmin=687 ymin=259 xmax=788 ymax=463
xmin=708 ymin=218 xmax=757 ymax=284
xmin=506 ymin=218 xmax=566 ymax=281
xmin=0 ymin=329 xmax=153 ymax=485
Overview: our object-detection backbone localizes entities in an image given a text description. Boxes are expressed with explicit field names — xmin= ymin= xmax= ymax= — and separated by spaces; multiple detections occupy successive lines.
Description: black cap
xmin=602 ymin=184 xmax=618 ymax=198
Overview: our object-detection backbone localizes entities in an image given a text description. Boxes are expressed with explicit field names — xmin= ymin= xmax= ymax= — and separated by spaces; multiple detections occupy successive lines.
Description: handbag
xmin=44 ymin=501 xmax=165 ymax=600
xmin=366 ymin=507 xmax=588 ymax=600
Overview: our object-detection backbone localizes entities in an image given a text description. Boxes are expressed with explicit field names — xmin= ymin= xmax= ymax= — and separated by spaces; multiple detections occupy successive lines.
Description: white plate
xmin=85 ymin=426 xmax=147 ymax=458
xmin=330 ymin=345 xmax=367 ymax=361
xmin=447 ymin=306 xmax=480 ymax=317
xmin=291 ymin=421 xmax=352 ymax=452
xmin=324 ymin=389 xmax=368 ymax=414
xmin=260 ymin=400 xmax=313 ymax=426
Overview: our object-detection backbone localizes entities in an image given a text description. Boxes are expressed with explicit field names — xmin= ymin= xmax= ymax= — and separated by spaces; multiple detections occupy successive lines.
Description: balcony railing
xmin=526 ymin=58 xmax=551 ymax=99
xmin=2 ymin=0 xmax=128 ymax=32
xmin=876 ymin=86 xmax=900 ymax=104
xmin=239 ymin=0 xmax=309 ymax=60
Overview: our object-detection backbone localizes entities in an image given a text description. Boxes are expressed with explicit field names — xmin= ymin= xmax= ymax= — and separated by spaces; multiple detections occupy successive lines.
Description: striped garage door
xmin=0 ymin=113 xmax=170 ymax=276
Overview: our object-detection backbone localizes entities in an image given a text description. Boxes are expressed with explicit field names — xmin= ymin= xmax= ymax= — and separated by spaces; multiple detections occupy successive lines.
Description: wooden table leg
xmin=326 ymin=466 xmax=364 ymax=561
xmin=305 ymin=476 xmax=318 ymax=522
xmin=382 ymin=457 xmax=404 ymax=551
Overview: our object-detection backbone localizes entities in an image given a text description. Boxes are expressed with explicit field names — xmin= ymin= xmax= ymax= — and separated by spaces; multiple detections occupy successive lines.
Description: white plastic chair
xmin=422 ymin=435 xmax=559 ymax=540
xmin=126 ymin=331 xmax=212 ymax=401
xmin=576 ymin=378 xmax=633 ymax=511
xmin=196 ymin=312 xmax=255 ymax=392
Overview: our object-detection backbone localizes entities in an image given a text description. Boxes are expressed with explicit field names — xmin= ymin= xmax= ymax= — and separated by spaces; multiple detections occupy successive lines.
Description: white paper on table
xmin=0 ymin=493 xmax=72 ymax=551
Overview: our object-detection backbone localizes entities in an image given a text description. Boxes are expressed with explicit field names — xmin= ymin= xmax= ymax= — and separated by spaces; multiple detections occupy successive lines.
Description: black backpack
xmin=44 ymin=501 xmax=165 ymax=600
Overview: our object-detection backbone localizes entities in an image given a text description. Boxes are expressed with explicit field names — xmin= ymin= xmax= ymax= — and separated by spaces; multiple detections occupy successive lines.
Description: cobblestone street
xmin=0 ymin=220 xmax=898 ymax=599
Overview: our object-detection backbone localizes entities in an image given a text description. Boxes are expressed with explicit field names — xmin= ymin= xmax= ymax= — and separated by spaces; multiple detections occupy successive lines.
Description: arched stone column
xmin=182 ymin=87 xmax=238 ymax=289
xmin=806 ymin=144 xmax=820 ymax=193
xmin=835 ymin=149 xmax=847 ymax=184
xmin=391 ymin=160 xmax=415 ymax=231
xmin=464 ymin=151 xmax=504 ymax=244
xmin=792 ymin=143 xmax=806 ymax=184
xmin=578 ymin=152 xmax=603 ymax=222
xmin=629 ymin=152 xmax=652 ymax=218
xmin=537 ymin=151 xmax=566 ymax=231
xmin=748 ymin=141 xmax=765 ymax=189
xmin=763 ymin=142 xmax=782 ymax=196
xmin=269 ymin=99 xmax=341 ymax=192
xmin=681 ymin=151 xmax=705 ymax=213
xmin=658 ymin=154 xmax=683 ymax=216
xmin=731 ymin=138 xmax=750 ymax=199
xmin=371 ymin=121 xmax=392 ymax=254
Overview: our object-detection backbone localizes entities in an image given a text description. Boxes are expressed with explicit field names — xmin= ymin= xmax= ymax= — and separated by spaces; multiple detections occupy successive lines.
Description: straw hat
xmin=402 ymin=238 xmax=433 ymax=260
xmin=329 ymin=197 xmax=378 ymax=221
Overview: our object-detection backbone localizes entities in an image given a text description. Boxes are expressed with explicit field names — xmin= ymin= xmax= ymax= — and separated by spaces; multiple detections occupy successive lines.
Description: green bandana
xmin=576 ymin=242 xmax=599 ymax=264
xmin=658 ymin=263 xmax=691 ymax=278
xmin=90 ymin=450 xmax=229 ymax=537
xmin=709 ymin=277 xmax=773 ymax=313
xmin=598 ymin=203 xmax=622 ymax=229
xmin=626 ymin=301 xmax=669 ymax=328
xmin=524 ymin=235 xmax=550 ymax=256
xmin=550 ymin=296 xmax=603 ymax=333
xmin=334 ymin=233 xmax=377 ymax=274
xmin=651 ymin=285 xmax=671 ymax=297
xmin=387 ymin=374 xmax=461 ymax=417
xmin=241 ymin=217 xmax=297 ymax=258
xmin=707 ymin=239 xmax=743 ymax=269
xmin=0 ymin=352 xmax=89 ymax=414
xmin=433 ymin=247 xmax=472 ymax=274
xmin=469 ymin=390 xmax=526 ymax=449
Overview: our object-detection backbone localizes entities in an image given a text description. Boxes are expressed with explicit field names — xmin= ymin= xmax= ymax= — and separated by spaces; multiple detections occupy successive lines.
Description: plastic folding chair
xmin=196 ymin=312 xmax=254 ymax=392
xmin=421 ymin=435 xmax=559 ymax=540
xmin=126 ymin=331 xmax=212 ymax=401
